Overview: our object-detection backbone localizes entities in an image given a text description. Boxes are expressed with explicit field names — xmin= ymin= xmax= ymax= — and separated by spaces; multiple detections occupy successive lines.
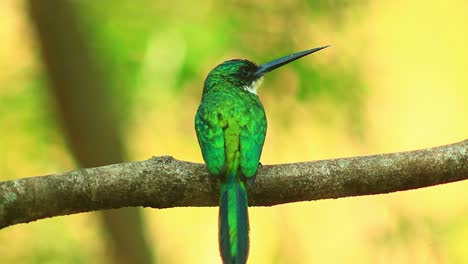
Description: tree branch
xmin=1 ymin=140 xmax=467 ymax=229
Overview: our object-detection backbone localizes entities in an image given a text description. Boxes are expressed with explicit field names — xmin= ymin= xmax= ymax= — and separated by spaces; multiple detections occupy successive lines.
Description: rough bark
xmin=1 ymin=140 xmax=467 ymax=229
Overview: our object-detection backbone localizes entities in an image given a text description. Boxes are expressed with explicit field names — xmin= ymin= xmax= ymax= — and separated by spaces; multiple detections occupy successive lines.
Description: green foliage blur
xmin=1 ymin=0 xmax=467 ymax=263
xmin=75 ymin=0 xmax=365 ymax=128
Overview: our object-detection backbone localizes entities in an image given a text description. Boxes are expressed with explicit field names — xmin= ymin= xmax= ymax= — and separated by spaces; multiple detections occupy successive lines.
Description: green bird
xmin=195 ymin=46 xmax=328 ymax=264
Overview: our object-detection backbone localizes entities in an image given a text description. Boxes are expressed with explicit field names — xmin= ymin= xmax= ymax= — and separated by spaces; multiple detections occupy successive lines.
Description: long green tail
xmin=219 ymin=169 xmax=249 ymax=264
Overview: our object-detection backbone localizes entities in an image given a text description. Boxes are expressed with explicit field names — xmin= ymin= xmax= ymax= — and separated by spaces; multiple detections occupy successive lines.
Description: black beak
xmin=254 ymin=45 xmax=329 ymax=78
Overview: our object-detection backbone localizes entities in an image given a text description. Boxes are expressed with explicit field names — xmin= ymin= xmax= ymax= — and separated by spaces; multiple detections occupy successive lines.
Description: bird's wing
xmin=240 ymin=105 xmax=267 ymax=179
xmin=195 ymin=106 xmax=226 ymax=176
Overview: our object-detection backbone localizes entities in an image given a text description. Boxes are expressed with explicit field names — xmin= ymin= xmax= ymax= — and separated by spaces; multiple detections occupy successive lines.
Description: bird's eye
xmin=240 ymin=68 xmax=249 ymax=77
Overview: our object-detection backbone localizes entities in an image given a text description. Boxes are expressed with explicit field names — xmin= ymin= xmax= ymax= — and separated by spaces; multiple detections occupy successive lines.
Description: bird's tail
xmin=219 ymin=167 xmax=249 ymax=264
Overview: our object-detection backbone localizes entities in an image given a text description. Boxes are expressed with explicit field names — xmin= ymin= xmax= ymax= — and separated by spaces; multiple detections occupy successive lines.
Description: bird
xmin=195 ymin=45 xmax=329 ymax=264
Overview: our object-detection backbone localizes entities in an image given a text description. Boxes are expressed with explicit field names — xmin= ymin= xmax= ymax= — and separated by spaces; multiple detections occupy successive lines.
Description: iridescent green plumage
xmin=195 ymin=60 xmax=266 ymax=264
xmin=195 ymin=46 xmax=329 ymax=264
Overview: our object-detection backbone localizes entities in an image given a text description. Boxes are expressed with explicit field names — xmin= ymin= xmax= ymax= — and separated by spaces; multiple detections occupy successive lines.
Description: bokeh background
xmin=1 ymin=0 xmax=468 ymax=263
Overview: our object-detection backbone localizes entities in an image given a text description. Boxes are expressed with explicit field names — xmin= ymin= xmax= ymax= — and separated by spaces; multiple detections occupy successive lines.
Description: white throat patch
xmin=243 ymin=77 xmax=264 ymax=95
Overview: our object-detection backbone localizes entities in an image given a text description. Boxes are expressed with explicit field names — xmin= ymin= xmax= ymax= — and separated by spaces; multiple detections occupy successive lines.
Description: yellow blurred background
xmin=1 ymin=0 xmax=467 ymax=263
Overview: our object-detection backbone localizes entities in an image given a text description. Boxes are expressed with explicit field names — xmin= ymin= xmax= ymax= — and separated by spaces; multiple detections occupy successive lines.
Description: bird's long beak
xmin=254 ymin=45 xmax=329 ymax=78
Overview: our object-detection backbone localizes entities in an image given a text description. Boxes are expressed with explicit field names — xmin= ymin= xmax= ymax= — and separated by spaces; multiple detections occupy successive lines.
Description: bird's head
xmin=203 ymin=45 xmax=329 ymax=95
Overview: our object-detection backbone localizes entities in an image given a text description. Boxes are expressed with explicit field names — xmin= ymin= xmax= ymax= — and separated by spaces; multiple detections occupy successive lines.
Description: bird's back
xmin=195 ymin=85 xmax=266 ymax=178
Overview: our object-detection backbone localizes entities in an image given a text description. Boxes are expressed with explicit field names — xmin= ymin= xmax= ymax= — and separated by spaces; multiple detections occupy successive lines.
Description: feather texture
xmin=219 ymin=168 xmax=249 ymax=264
xmin=195 ymin=59 xmax=267 ymax=264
